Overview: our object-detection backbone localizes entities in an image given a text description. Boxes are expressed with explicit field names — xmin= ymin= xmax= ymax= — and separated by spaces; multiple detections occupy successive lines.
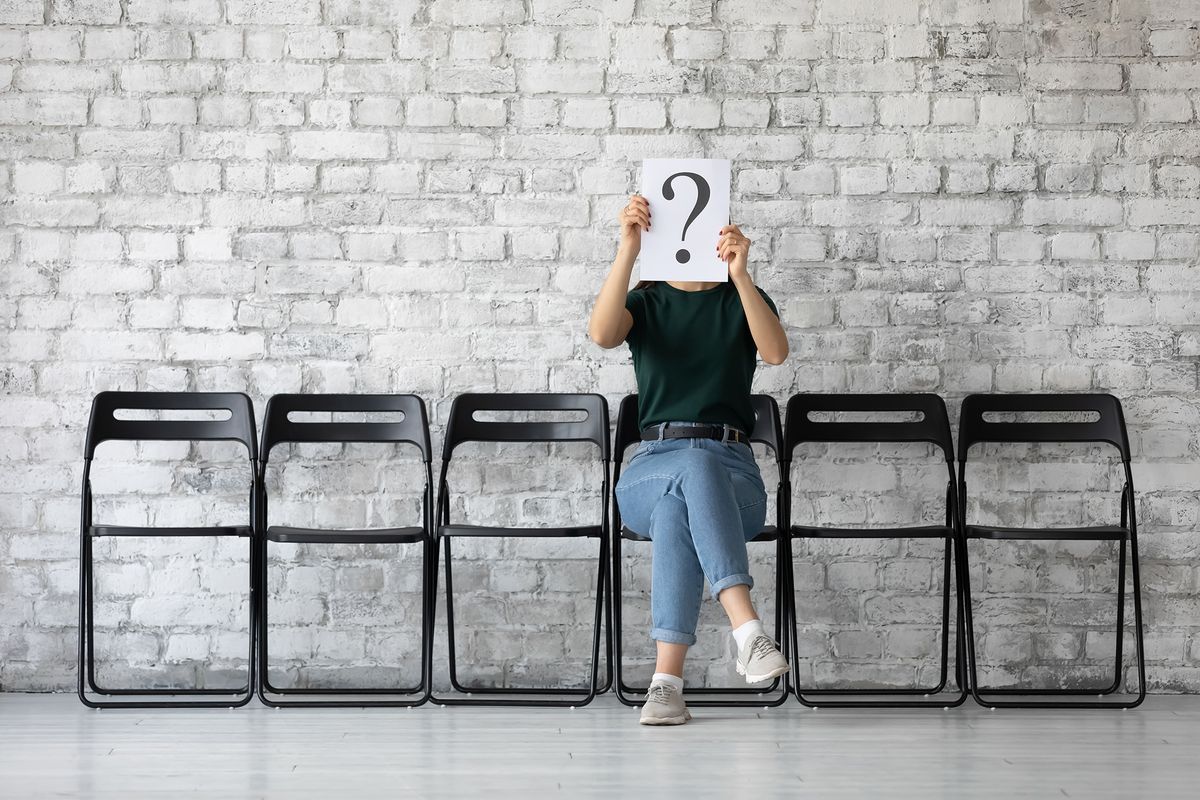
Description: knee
xmin=742 ymin=504 xmax=767 ymax=540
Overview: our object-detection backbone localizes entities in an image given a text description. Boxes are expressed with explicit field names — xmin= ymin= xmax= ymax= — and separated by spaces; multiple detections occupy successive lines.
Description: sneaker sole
xmin=736 ymin=660 xmax=790 ymax=684
xmin=639 ymin=708 xmax=692 ymax=726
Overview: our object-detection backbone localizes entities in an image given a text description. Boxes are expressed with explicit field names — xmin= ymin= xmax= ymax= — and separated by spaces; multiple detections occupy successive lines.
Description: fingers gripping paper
xmin=639 ymin=158 xmax=731 ymax=282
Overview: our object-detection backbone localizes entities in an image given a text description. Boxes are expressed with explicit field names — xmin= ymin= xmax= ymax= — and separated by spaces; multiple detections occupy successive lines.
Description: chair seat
xmin=622 ymin=524 xmax=779 ymax=543
xmin=790 ymin=524 xmax=953 ymax=539
xmin=965 ymin=524 xmax=1130 ymax=541
xmin=787 ymin=522 xmax=955 ymax=542
xmin=439 ymin=523 xmax=602 ymax=539
xmin=266 ymin=525 xmax=425 ymax=544
xmin=89 ymin=524 xmax=251 ymax=538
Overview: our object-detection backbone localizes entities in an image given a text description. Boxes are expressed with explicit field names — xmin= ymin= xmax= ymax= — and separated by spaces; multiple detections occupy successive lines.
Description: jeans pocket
xmin=724 ymin=440 xmax=758 ymax=470
xmin=730 ymin=469 xmax=767 ymax=510
xmin=730 ymin=471 xmax=768 ymax=537
xmin=628 ymin=439 xmax=663 ymax=462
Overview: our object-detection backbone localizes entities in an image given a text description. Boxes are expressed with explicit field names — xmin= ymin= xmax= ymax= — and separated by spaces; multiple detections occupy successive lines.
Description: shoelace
xmin=647 ymin=683 xmax=677 ymax=704
xmin=749 ymin=634 xmax=779 ymax=661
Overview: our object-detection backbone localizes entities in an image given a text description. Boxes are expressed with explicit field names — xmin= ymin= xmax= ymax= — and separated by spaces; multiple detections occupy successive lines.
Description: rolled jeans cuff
xmin=709 ymin=572 xmax=754 ymax=601
xmin=650 ymin=627 xmax=697 ymax=646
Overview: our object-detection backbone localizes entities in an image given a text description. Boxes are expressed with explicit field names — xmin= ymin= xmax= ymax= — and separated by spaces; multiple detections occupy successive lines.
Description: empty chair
xmin=256 ymin=393 xmax=434 ymax=707
xmin=783 ymin=393 xmax=968 ymax=708
xmin=956 ymin=393 xmax=1146 ymax=709
xmin=78 ymin=391 xmax=258 ymax=708
xmin=609 ymin=393 xmax=791 ymax=708
xmin=430 ymin=393 xmax=611 ymax=707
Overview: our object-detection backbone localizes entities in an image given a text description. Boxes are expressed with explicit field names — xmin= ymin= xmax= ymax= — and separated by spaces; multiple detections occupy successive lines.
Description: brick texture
xmin=2 ymin=1 xmax=1199 ymax=694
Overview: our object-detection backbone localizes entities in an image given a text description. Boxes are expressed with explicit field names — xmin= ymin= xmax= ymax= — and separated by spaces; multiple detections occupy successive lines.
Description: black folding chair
xmin=78 ymin=391 xmax=257 ymax=708
xmin=784 ymin=393 xmax=968 ymax=708
xmin=429 ymin=393 xmax=610 ymax=707
xmin=256 ymin=393 xmax=433 ymax=707
xmin=957 ymin=393 xmax=1146 ymax=709
xmin=610 ymin=394 xmax=790 ymax=707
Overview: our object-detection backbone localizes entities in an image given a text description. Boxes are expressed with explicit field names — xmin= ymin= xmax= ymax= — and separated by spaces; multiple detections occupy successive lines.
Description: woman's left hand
xmin=717 ymin=224 xmax=750 ymax=281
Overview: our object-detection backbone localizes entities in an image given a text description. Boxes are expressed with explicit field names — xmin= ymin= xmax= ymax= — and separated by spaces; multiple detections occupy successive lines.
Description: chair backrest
xmin=84 ymin=391 xmax=256 ymax=459
xmin=440 ymin=393 xmax=610 ymax=462
xmin=957 ymin=392 xmax=1131 ymax=462
xmin=613 ymin=394 xmax=783 ymax=462
xmin=784 ymin=393 xmax=954 ymax=461
xmin=260 ymin=393 xmax=431 ymax=463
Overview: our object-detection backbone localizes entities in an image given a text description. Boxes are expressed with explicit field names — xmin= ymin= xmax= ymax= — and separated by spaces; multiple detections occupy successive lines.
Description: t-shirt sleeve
xmin=624 ymin=288 xmax=646 ymax=346
xmin=756 ymin=286 xmax=779 ymax=320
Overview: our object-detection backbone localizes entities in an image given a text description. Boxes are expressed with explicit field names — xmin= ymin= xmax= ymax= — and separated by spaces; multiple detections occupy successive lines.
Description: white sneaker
xmin=736 ymin=633 xmax=790 ymax=683
xmin=639 ymin=679 xmax=692 ymax=725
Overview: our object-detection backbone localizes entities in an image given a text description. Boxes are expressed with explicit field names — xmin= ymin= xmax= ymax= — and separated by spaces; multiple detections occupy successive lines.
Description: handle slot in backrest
xmin=260 ymin=394 xmax=429 ymax=460
xmin=785 ymin=393 xmax=954 ymax=461
xmin=113 ymin=407 xmax=234 ymax=422
xmin=85 ymin=391 xmax=256 ymax=459
xmin=957 ymin=393 xmax=1129 ymax=462
xmin=441 ymin=393 xmax=609 ymax=459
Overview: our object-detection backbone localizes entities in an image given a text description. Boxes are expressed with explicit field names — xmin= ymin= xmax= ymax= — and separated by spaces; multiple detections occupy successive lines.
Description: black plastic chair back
xmin=441 ymin=393 xmax=610 ymax=461
xmin=260 ymin=393 xmax=431 ymax=464
xmin=957 ymin=393 xmax=1131 ymax=462
xmin=749 ymin=394 xmax=784 ymax=459
xmin=84 ymin=391 xmax=256 ymax=459
xmin=784 ymin=393 xmax=954 ymax=461
xmin=614 ymin=394 xmax=782 ymax=463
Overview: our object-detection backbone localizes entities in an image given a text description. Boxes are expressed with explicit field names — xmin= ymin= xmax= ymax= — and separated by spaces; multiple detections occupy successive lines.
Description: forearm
xmin=733 ymin=273 xmax=788 ymax=365
xmin=588 ymin=243 xmax=637 ymax=347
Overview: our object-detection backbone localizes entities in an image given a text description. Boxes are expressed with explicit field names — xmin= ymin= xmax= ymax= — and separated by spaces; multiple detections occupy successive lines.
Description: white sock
xmin=652 ymin=672 xmax=684 ymax=691
xmin=732 ymin=618 xmax=765 ymax=651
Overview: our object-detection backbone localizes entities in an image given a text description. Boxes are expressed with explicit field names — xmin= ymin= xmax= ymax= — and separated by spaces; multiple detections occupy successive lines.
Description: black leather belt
xmin=640 ymin=422 xmax=750 ymax=445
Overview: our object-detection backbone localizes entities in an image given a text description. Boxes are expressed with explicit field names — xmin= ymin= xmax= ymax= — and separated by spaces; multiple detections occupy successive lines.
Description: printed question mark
xmin=662 ymin=171 xmax=711 ymax=264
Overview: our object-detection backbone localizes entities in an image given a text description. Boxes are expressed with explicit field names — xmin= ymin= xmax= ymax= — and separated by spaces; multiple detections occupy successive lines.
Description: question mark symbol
xmin=662 ymin=171 xmax=711 ymax=264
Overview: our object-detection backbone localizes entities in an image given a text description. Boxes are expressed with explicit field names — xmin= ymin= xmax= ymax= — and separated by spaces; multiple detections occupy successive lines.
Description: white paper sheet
xmin=638 ymin=158 xmax=731 ymax=282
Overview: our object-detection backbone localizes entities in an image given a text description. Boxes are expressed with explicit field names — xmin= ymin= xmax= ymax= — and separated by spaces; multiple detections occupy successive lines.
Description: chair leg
xmin=429 ymin=534 xmax=605 ymax=707
xmin=76 ymin=532 xmax=92 ymax=706
xmin=597 ymin=544 xmax=614 ymax=695
xmin=78 ymin=535 xmax=253 ymax=709
xmin=792 ymin=536 xmax=968 ymax=709
xmin=255 ymin=533 xmax=271 ymax=703
xmin=968 ymin=535 xmax=1146 ymax=709
xmin=612 ymin=531 xmax=638 ymax=707
xmin=246 ymin=530 xmax=257 ymax=702
xmin=442 ymin=535 xmax=468 ymax=695
xmin=256 ymin=539 xmax=430 ymax=708
xmin=1128 ymin=532 xmax=1148 ymax=705
xmin=953 ymin=532 xmax=969 ymax=694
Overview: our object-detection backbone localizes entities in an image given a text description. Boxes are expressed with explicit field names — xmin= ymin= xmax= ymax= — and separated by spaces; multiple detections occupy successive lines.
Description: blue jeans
xmin=613 ymin=421 xmax=768 ymax=646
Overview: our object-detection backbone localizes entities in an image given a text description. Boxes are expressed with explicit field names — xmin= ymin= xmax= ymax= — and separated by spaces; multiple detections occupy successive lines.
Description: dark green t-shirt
xmin=624 ymin=280 xmax=780 ymax=436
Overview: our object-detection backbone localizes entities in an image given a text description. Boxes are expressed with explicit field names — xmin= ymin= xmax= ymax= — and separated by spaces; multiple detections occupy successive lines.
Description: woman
xmin=588 ymin=193 xmax=790 ymax=725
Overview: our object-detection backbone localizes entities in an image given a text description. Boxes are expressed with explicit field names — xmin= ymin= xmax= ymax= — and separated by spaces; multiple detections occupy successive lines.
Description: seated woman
xmin=588 ymin=193 xmax=790 ymax=726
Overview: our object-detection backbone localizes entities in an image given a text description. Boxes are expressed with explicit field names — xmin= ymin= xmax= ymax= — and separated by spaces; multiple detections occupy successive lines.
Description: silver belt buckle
xmin=656 ymin=422 xmax=666 ymax=441
xmin=720 ymin=423 xmax=730 ymax=444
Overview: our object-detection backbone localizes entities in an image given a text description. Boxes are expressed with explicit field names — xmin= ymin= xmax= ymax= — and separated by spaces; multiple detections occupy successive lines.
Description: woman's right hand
xmin=618 ymin=193 xmax=650 ymax=253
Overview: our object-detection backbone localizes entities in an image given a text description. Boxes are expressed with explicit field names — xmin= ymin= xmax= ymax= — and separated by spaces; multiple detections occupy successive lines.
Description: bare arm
xmin=718 ymin=224 xmax=789 ymax=366
xmin=733 ymin=273 xmax=788 ymax=365
xmin=588 ymin=194 xmax=649 ymax=349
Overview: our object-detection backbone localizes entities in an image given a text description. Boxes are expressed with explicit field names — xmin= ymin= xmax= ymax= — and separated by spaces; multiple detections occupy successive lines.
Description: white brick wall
xmin=2 ymin=0 xmax=1199 ymax=694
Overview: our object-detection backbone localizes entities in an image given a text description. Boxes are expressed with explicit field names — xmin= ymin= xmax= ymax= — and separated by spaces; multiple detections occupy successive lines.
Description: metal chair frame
xmin=78 ymin=391 xmax=258 ymax=708
xmin=783 ymin=393 xmax=968 ymax=708
xmin=428 ymin=393 xmax=611 ymax=707
xmin=255 ymin=393 xmax=434 ymax=708
xmin=956 ymin=392 xmax=1146 ymax=709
